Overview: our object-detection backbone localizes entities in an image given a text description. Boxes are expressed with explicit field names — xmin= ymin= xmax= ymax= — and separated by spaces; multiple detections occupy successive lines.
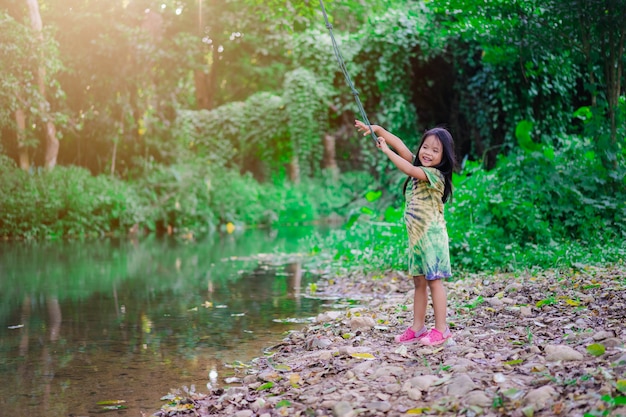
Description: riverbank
xmin=154 ymin=264 xmax=626 ymax=417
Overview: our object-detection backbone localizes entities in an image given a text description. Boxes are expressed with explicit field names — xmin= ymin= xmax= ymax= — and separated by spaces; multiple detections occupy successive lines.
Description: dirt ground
xmin=153 ymin=264 xmax=626 ymax=417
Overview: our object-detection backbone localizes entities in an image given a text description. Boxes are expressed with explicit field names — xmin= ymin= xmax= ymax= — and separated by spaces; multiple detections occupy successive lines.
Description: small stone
xmin=520 ymin=306 xmax=533 ymax=317
xmin=348 ymin=316 xmax=376 ymax=329
xmin=333 ymin=401 xmax=355 ymax=417
xmin=545 ymin=345 xmax=584 ymax=361
xmin=251 ymin=398 xmax=266 ymax=412
xmin=365 ymin=401 xmax=391 ymax=412
xmin=487 ymin=297 xmax=504 ymax=307
xmin=407 ymin=389 xmax=422 ymax=400
xmin=234 ymin=410 xmax=253 ymax=417
xmin=593 ymin=330 xmax=615 ymax=341
xmin=318 ymin=350 xmax=333 ymax=361
xmin=383 ymin=383 xmax=401 ymax=394
xmin=316 ymin=311 xmax=343 ymax=323
xmin=524 ymin=385 xmax=557 ymax=410
xmin=602 ymin=338 xmax=624 ymax=348
xmin=243 ymin=375 xmax=258 ymax=384
xmin=446 ymin=374 xmax=476 ymax=397
xmin=464 ymin=390 xmax=492 ymax=407
xmin=402 ymin=375 xmax=439 ymax=391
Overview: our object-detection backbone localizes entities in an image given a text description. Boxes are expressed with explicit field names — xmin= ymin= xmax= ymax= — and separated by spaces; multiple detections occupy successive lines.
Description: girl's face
xmin=418 ymin=135 xmax=443 ymax=167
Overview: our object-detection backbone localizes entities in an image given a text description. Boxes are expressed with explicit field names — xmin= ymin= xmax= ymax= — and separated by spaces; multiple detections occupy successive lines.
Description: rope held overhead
xmin=318 ymin=0 xmax=379 ymax=146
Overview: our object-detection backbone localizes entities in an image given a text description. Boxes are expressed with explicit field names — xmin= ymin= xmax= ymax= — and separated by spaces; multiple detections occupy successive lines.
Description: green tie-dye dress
xmin=404 ymin=166 xmax=452 ymax=280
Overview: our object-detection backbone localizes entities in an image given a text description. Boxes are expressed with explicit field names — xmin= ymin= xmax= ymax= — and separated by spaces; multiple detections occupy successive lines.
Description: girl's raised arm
xmin=354 ymin=120 xmax=413 ymax=162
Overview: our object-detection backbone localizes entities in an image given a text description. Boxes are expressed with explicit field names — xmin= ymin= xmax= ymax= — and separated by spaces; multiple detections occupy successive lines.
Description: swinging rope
xmin=318 ymin=0 xmax=379 ymax=146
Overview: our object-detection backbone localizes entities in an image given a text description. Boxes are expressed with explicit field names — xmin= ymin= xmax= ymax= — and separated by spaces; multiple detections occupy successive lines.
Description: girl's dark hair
xmin=402 ymin=127 xmax=457 ymax=203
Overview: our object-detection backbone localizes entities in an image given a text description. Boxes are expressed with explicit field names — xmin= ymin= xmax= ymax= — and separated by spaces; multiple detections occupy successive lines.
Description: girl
xmin=355 ymin=120 xmax=456 ymax=346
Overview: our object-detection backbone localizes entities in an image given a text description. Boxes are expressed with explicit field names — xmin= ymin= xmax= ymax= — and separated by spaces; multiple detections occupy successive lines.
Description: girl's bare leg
xmin=412 ymin=275 xmax=428 ymax=331
xmin=427 ymin=279 xmax=448 ymax=332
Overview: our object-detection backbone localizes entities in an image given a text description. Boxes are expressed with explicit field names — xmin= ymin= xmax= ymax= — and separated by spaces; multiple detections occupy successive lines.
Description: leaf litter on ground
xmin=154 ymin=264 xmax=626 ymax=417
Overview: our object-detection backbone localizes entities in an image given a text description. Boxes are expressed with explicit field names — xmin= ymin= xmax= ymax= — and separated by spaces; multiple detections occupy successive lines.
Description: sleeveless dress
xmin=404 ymin=166 xmax=452 ymax=280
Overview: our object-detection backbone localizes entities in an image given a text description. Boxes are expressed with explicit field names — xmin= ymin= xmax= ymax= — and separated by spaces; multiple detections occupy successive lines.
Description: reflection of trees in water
xmin=15 ymin=295 xmax=63 ymax=415
xmin=1 ymin=229 xmax=324 ymax=415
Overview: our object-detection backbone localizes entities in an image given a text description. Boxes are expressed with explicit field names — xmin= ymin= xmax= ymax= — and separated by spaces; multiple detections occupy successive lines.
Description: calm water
xmin=0 ymin=228 xmax=329 ymax=416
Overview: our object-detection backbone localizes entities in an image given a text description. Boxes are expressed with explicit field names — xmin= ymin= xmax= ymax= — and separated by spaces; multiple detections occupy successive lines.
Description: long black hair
xmin=402 ymin=127 xmax=456 ymax=203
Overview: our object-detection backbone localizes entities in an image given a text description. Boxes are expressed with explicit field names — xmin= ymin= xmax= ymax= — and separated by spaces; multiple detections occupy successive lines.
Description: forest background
xmin=1 ymin=0 xmax=625 ymax=273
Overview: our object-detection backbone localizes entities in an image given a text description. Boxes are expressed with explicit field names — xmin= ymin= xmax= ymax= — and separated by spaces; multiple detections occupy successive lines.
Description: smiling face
xmin=418 ymin=134 xmax=443 ymax=167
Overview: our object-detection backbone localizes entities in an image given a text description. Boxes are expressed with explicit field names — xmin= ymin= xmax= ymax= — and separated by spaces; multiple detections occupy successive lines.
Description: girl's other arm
xmin=355 ymin=120 xmax=413 ymax=162
xmin=377 ymin=137 xmax=427 ymax=181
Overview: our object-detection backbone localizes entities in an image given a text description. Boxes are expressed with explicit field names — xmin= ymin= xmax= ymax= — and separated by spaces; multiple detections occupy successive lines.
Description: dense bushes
xmin=0 ymin=154 xmax=372 ymax=239
xmin=0 ymin=156 xmax=140 ymax=238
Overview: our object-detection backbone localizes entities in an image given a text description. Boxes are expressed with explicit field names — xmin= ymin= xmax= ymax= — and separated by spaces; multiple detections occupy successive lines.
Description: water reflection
xmin=0 ymin=228 xmax=326 ymax=416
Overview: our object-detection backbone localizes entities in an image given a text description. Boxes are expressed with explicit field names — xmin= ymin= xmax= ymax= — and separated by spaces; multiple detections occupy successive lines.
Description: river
xmin=0 ymin=227 xmax=330 ymax=416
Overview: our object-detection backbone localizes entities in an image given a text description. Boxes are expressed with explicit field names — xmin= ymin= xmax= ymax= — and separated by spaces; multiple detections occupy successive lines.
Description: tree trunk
xmin=323 ymin=134 xmax=338 ymax=180
xmin=288 ymin=154 xmax=300 ymax=184
xmin=26 ymin=0 xmax=59 ymax=169
xmin=15 ymin=108 xmax=30 ymax=170
xmin=194 ymin=70 xmax=211 ymax=110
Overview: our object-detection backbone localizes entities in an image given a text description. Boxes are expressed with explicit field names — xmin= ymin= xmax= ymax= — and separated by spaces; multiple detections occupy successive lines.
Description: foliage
xmin=0 ymin=163 xmax=141 ymax=239
xmin=284 ymin=68 xmax=331 ymax=177
xmin=0 ymin=157 xmax=372 ymax=239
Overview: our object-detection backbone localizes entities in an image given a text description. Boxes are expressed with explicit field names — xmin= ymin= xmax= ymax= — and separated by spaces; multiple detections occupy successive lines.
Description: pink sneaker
xmin=394 ymin=326 xmax=428 ymax=344
xmin=419 ymin=328 xmax=452 ymax=346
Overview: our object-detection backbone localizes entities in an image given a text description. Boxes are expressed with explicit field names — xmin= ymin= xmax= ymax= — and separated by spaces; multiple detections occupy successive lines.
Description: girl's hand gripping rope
xmin=355 ymin=119 xmax=389 ymax=153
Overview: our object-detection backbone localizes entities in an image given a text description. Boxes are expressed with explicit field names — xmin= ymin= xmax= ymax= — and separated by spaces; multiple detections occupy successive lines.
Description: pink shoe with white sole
xmin=419 ymin=328 xmax=452 ymax=346
xmin=394 ymin=326 xmax=428 ymax=344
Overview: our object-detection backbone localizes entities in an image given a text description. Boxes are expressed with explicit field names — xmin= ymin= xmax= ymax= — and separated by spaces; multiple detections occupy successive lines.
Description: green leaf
xmin=616 ymin=380 xmax=626 ymax=394
xmin=515 ymin=120 xmax=542 ymax=152
xmin=257 ymin=382 xmax=274 ymax=391
xmin=504 ymin=359 xmax=523 ymax=365
xmin=276 ymin=400 xmax=291 ymax=408
xmin=365 ymin=190 xmax=382 ymax=202
xmin=586 ymin=343 xmax=606 ymax=357
xmin=573 ymin=106 xmax=592 ymax=121
xmin=360 ymin=206 xmax=375 ymax=215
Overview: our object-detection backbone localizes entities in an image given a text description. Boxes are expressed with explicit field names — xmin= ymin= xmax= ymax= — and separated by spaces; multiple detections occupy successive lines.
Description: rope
xmin=318 ymin=0 xmax=379 ymax=146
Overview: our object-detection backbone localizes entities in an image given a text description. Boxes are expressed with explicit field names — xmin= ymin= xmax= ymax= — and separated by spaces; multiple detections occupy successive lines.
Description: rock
xmin=505 ymin=282 xmax=523 ymax=293
xmin=348 ymin=316 xmax=376 ymax=329
xmin=524 ymin=385 xmax=557 ymax=410
xmin=365 ymin=401 xmax=391 ymax=412
xmin=220 ymin=387 xmax=248 ymax=402
xmin=251 ymin=398 xmax=266 ymax=412
xmin=333 ymin=401 xmax=355 ymax=417
xmin=383 ymin=383 xmax=401 ymax=394
xmin=317 ymin=350 xmax=333 ymax=361
xmin=593 ymin=330 xmax=615 ymax=341
xmin=603 ymin=338 xmax=623 ymax=348
xmin=520 ymin=306 xmax=533 ymax=317
xmin=310 ymin=337 xmax=333 ymax=349
xmin=446 ymin=374 xmax=476 ymax=397
xmin=316 ymin=311 xmax=343 ymax=323
xmin=407 ymin=389 xmax=422 ymax=400
xmin=464 ymin=390 xmax=492 ymax=407
xmin=372 ymin=366 xmax=405 ymax=378
xmin=258 ymin=370 xmax=281 ymax=381
xmin=243 ymin=375 xmax=258 ymax=384
xmin=234 ymin=411 xmax=253 ymax=417
xmin=402 ymin=375 xmax=439 ymax=391
xmin=487 ymin=297 xmax=504 ymax=307
xmin=545 ymin=344 xmax=584 ymax=361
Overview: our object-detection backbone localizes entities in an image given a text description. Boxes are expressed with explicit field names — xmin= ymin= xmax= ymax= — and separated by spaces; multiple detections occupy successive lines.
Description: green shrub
xmin=0 ymin=164 xmax=140 ymax=238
